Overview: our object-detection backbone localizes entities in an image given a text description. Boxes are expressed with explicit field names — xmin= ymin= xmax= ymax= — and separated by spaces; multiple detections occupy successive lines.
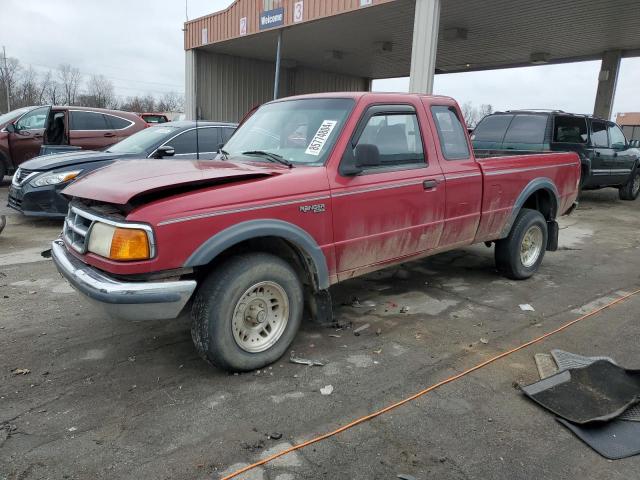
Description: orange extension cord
xmin=221 ymin=288 xmax=640 ymax=480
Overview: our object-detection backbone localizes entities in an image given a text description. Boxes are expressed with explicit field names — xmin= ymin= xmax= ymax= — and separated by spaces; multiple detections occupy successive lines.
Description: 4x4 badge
xmin=299 ymin=203 xmax=326 ymax=213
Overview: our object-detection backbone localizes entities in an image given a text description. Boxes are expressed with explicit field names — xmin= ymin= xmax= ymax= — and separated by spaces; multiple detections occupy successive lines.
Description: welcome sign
xmin=259 ymin=7 xmax=284 ymax=30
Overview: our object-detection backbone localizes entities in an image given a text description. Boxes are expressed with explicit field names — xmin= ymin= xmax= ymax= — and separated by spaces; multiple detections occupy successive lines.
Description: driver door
xmin=9 ymin=106 xmax=50 ymax=165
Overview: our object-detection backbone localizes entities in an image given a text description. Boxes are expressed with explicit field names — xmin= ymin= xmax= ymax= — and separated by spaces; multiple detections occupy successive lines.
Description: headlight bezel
xmin=65 ymin=205 xmax=156 ymax=261
xmin=31 ymin=169 xmax=82 ymax=188
xmin=86 ymin=220 xmax=155 ymax=261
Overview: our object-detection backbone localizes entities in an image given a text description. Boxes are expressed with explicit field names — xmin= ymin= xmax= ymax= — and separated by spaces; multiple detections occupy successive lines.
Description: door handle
xmin=423 ymin=179 xmax=438 ymax=190
xmin=613 ymin=152 xmax=618 ymax=157
xmin=104 ymin=132 xmax=116 ymax=137
xmin=595 ymin=151 xmax=600 ymax=157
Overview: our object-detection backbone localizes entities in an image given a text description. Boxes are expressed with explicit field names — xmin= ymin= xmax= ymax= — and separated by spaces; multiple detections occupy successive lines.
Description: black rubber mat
xmin=557 ymin=418 xmax=640 ymax=459
xmin=522 ymin=360 xmax=640 ymax=424
xmin=550 ymin=350 xmax=640 ymax=422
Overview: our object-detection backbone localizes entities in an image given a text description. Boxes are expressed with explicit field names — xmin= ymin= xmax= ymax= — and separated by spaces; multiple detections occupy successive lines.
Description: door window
xmin=590 ymin=121 xmax=609 ymax=147
xmin=553 ymin=116 xmax=588 ymax=143
xmin=355 ymin=112 xmax=425 ymax=167
xmin=166 ymin=129 xmax=197 ymax=154
xmin=70 ymin=111 xmax=110 ymax=131
xmin=14 ymin=106 xmax=49 ymax=130
xmin=222 ymin=127 xmax=236 ymax=143
xmin=431 ymin=106 xmax=470 ymax=160
xmin=107 ymin=115 xmax=133 ymax=130
xmin=608 ymin=124 xmax=627 ymax=149
xmin=197 ymin=127 xmax=222 ymax=153
xmin=502 ymin=114 xmax=547 ymax=147
xmin=471 ymin=114 xmax=513 ymax=144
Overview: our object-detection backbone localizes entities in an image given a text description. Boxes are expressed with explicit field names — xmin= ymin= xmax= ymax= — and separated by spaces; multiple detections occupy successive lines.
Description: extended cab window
xmin=431 ymin=106 xmax=470 ymax=160
xmin=502 ymin=114 xmax=547 ymax=149
xmin=70 ymin=111 xmax=109 ymax=131
xmin=355 ymin=112 xmax=425 ymax=167
xmin=553 ymin=116 xmax=587 ymax=143
xmin=608 ymin=124 xmax=627 ymax=149
xmin=590 ymin=121 xmax=609 ymax=147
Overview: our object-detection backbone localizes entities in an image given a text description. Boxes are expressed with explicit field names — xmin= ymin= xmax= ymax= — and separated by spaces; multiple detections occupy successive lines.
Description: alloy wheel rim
xmin=232 ymin=281 xmax=289 ymax=353
xmin=520 ymin=225 xmax=544 ymax=268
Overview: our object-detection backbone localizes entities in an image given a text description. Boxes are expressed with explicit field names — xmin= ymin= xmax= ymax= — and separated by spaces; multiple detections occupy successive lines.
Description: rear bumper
xmin=51 ymin=240 xmax=197 ymax=321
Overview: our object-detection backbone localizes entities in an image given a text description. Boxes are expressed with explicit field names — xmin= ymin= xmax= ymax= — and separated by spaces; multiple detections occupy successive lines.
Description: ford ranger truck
xmin=51 ymin=93 xmax=580 ymax=372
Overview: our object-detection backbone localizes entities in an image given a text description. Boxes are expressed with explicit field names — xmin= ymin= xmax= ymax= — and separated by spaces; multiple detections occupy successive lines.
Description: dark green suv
xmin=472 ymin=110 xmax=640 ymax=200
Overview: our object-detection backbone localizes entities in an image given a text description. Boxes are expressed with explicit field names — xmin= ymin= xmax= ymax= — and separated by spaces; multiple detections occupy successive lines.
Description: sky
xmin=1 ymin=0 xmax=639 ymax=117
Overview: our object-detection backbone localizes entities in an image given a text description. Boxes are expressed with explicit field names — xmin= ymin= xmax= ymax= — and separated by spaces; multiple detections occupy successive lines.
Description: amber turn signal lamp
xmin=109 ymin=228 xmax=150 ymax=261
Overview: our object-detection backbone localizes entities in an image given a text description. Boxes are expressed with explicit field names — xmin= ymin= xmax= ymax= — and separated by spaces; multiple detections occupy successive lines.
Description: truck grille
xmin=63 ymin=206 xmax=94 ymax=253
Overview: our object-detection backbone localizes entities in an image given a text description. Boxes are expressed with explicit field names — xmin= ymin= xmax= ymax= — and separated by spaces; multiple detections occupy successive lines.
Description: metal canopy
xmin=196 ymin=0 xmax=640 ymax=78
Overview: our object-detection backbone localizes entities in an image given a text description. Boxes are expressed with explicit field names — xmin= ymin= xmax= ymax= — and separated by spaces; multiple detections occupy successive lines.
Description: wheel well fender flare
xmin=499 ymin=177 xmax=559 ymax=239
xmin=184 ymin=219 xmax=330 ymax=290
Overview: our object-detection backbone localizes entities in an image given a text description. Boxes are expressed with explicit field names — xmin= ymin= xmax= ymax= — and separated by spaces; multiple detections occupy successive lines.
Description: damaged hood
xmin=62 ymin=159 xmax=285 ymax=205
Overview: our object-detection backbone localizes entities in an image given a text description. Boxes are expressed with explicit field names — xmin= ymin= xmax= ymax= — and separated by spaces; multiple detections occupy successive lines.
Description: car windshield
xmin=105 ymin=126 xmax=180 ymax=154
xmin=223 ymin=98 xmax=355 ymax=165
xmin=0 ymin=106 xmax=35 ymax=126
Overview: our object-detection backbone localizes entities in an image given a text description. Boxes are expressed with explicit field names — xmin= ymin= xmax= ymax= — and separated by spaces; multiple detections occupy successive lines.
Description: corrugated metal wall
xmin=288 ymin=67 xmax=370 ymax=95
xmin=195 ymin=51 xmax=369 ymax=122
xmin=184 ymin=0 xmax=398 ymax=50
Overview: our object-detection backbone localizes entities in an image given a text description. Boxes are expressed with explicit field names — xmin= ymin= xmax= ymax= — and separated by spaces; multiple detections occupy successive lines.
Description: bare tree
xmin=58 ymin=63 xmax=82 ymax=105
xmin=17 ymin=66 xmax=40 ymax=106
xmin=84 ymin=74 xmax=116 ymax=108
xmin=0 ymin=56 xmax=21 ymax=113
xmin=461 ymin=101 xmax=476 ymax=127
xmin=157 ymin=92 xmax=184 ymax=112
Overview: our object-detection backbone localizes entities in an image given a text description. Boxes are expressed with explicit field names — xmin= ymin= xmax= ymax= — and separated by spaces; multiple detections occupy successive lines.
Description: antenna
xmin=195 ymin=106 xmax=200 ymax=160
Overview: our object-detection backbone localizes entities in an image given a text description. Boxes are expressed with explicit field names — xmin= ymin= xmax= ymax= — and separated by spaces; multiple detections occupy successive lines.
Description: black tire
xmin=495 ymin=208 xmax=548 ymax=280
xmin=618 ymin=167 xmax=640 ymax=201
xmin=191 ymin=252 xmax=304 ymax=372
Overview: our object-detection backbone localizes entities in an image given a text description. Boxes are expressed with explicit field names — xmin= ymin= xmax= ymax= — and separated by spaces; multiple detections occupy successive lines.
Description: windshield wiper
xmin=242 ymin=150 xmax=293 ymax=168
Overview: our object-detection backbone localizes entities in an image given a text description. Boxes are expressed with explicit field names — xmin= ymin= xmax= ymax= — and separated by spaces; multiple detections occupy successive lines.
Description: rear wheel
xmin=619 ymin=168 xmax=640 ymax=201
xmin=191 ymin=252 xmax=304 ymax=372
xmin=0 ymin=159 xmax=7 ymax=183
xmin=495 ymin=208 xmax=548 ymax=280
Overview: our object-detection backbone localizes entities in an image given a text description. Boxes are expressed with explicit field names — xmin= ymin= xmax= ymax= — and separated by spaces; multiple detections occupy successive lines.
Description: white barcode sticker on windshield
xmin=305 ymin=120 xmax=338 ymax=156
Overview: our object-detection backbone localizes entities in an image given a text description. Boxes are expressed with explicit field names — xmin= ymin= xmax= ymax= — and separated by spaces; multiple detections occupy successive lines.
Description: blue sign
xmin=259 ymin=7 xmax=284 ymax=30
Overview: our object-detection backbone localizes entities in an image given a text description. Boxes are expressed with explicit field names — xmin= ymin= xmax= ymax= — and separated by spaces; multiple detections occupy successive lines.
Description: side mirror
xmin=217 ymin=142 xmax=225 ymax=152
xmin=5 ymin=123 xmax=15 ymax=133
xmin=154 ymin=145 xmax=175 ymax=158
xmin=354 ymin=143 xmax=381 ymax=168
xmin=339 ymin=143 xmax=381 ymax=176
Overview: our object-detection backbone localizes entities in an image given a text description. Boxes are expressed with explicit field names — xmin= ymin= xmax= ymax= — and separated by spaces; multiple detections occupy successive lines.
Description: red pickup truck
xmin=52 ymin=93 xmax=580 ymax=371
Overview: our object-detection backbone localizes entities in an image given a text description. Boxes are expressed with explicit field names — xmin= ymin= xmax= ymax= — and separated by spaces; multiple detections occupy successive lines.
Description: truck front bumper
xmin=51 ymin=240 xmax=197 ymax=321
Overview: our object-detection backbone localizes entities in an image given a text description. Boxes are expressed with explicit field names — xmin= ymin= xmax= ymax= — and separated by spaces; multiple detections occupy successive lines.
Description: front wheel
xmin=191 ymin=252 xmax=304 ymax=372
xmin=619 ymin=168 xmax=640 ymax=201
xmin=495 ymin=208 xmax=548 ymax=280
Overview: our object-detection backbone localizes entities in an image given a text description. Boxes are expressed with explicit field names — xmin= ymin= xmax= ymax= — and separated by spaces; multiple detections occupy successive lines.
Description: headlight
xmin=87 ymin=222 xmax=151 ymax=261
xmin=31 ymin=170 xmax=82 ymax=187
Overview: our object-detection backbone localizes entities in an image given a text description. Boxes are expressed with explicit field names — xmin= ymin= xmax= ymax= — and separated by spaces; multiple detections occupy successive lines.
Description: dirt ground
xmin=1 ymin=177 xmax=640 ymax=480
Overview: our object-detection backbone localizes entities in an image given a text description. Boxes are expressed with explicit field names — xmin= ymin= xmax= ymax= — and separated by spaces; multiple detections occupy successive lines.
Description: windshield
xmin=105 ymin=126 xmax=180 ymax=154
xmin=0 ymin=107 xmax=35 ymax=126
xmin=223 ymin=98 xmax=355 ymax=165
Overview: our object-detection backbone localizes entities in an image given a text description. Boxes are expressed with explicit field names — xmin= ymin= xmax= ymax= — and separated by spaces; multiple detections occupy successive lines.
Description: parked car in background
xmin=8 ymin=121 xmax=237 ymax=217
xmin=472 ymin=110 xmax=640 ymax=200
xmin=0 ymin=106 xmax=147 ymax=179
xmin=138 ymin=113 xmax=170 ymax=125
xmin=52 ymin=92 xmax=580 ymax=371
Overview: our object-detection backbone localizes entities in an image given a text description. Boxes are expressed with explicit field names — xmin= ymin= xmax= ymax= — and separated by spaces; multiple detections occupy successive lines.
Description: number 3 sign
xmin=293 ymin=1 xmax=304 ymax=23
